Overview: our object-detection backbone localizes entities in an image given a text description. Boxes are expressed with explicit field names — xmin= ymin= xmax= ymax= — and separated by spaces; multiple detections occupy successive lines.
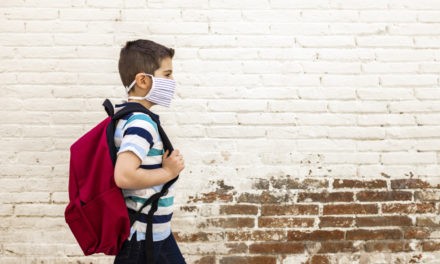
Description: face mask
xmin=125 ymin=73 xmax=176 ymax=108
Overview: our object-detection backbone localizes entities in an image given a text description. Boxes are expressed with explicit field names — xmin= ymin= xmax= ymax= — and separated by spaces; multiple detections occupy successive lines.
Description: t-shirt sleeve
xmin=117 ymin=113 xmax=158 ymax=162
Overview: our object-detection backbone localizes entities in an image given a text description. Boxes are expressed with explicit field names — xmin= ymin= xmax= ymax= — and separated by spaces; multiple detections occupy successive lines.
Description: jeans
xmin=114 ymin=232 xmax=186 ymax=264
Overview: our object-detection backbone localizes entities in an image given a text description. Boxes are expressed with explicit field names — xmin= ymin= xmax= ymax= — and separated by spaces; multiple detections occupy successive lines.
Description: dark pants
xmin=114 ymin=232 xmax=186 ymax=264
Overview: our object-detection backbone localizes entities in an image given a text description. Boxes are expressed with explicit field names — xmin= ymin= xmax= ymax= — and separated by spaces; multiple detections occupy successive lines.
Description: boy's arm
xmin=115 ymin=149 xmax=183 ymax=189
xmin=114 ymin=113 xmax=184 ymax=189
xmin=114 ymin=151 xmax=173 ymax=189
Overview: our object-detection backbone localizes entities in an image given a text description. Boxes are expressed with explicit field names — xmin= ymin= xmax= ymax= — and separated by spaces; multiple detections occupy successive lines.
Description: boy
xmin=113 ymin=39 xmax=186 ymax=264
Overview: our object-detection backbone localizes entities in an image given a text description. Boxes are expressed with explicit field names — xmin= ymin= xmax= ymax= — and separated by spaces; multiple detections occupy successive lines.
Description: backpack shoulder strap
xmin=102 ymin=99 xmax=114 ymax=117
xmin=112 ymin=102 xmax=174 ymax=152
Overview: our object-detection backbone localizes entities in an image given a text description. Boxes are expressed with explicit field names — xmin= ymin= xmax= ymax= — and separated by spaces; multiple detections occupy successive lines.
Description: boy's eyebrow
xmin=164 ymin=69 xmax=173 ymax=73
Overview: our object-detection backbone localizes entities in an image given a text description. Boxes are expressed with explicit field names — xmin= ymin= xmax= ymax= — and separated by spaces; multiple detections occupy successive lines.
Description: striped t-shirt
xmin=114 ymin=102 xmax=175 ymax=242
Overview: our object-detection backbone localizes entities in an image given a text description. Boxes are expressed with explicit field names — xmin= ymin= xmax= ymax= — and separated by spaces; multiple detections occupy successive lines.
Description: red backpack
xmin=65 ymin=99 xmax=178 ymax=258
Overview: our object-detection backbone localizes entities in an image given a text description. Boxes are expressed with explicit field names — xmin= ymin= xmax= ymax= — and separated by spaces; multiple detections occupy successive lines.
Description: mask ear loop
xmin=126 ymin=73 xmax=155 ymax=100
xmin=125 ymin=79 xmax=136 ymax=93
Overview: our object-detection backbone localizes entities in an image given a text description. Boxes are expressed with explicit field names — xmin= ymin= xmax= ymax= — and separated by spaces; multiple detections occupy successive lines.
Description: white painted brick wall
xmin=1 ymin=0 xmax=440 ymax=263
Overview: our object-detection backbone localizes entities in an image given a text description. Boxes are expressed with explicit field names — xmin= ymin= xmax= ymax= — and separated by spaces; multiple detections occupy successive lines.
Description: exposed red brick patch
xmin=333 ymin=179 xmax=386 ymax=189
xmin=183 ymin=177 xmax=438 ymax=261
xmin=323 ymin=203 xmax=378 ymax=215
xmin=357 ymin=191 xmax=412 ymax=201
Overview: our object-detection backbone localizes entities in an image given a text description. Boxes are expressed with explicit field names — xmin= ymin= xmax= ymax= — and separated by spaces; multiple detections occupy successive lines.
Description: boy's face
xmin=153 ymin=56 xmax=173 ymax=80
xmin=129 ymin=56 xmax=174 ymax=100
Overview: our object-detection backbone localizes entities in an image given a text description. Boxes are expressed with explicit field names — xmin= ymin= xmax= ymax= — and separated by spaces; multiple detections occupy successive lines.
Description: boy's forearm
xmin=118 ymin=167 xmax=173 ymax=190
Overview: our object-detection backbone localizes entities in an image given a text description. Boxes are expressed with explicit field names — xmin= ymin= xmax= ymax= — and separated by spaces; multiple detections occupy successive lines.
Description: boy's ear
xmin=134 ymin=73 xmax=152 ymax=92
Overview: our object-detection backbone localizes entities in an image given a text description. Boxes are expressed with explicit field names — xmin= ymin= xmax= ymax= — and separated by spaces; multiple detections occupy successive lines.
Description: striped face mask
xmin=125 ymin=73 xmax=176 ymax=108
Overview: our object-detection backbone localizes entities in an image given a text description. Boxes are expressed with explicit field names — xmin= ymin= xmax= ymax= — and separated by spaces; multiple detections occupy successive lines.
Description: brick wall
xmin=1 ymin=0 xmax=440 ymax=263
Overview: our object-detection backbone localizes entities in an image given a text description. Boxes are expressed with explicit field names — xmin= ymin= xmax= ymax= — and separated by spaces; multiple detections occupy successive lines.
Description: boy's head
xmin=118 ymin=39 xmax=175 ymax=97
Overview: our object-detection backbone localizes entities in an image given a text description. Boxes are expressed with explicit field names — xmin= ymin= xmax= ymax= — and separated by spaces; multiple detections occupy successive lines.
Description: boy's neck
xmin=127 ymin=99 xmax=154 ymax=110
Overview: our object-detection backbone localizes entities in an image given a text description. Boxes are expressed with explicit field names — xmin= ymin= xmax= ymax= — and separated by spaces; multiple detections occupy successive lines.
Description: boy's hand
xmin=162 ymin=149 xmax=185 ymax=179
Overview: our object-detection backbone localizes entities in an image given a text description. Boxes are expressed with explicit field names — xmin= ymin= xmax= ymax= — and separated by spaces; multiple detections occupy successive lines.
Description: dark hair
xmin=118 ymin=39 xmax=175 ymax=88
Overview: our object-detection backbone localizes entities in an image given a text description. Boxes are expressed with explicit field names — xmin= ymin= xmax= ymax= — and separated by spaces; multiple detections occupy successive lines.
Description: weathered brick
xmin=309 ymin=255 xmax=331 ymax=264
xmin=225 ymin=243 xmax=248 ymax=254
xmin=259 ymin=217 xmax=315 ymax=228
xmin=297 ymin=191 xmax=354 ymax=202
xmin=220 ymin=256 xmax=277 ymax=264
xmin=237 ymin=191 xmax=292 ymax=204
xmin=416 ymin=216 xmax=440 ymax=227
xmin=220 ymin=204 xmax=259 ymax=215
xmin=382 ymin=202 xmax=436 ymax=214
xmin=403 ymin=227 xmax=432 ymax=239
xmin=287 ymin=230 xmax=344 ymax=241
xmin=415 ymin=190 xmax=440 ymax=201
xmin=364 ymin=241 xmax=412 ymax=252
xmin=261 ymin=204 xmax=319 ymax=216
xmin=269 ymin=177 xmax=328 ymax=190
xmin=226 ymin=230 xmax=286 ymax=241
xmin=174 ymin=232 xmax=224 ymax=242
xmin=195 ymin=256 xmax=216 ymax=264
xmin=391 ymin=179 xmax=431 ymax=189
xmin=252 ymin=179 xmax=270 ymax=190
xmin=323 ymin=203 xmax=378 ymax=215
xmin=333 ymin=179 xmax=387 ymax=189
xmin=291 ymin=178 xmax=329 ymax=189
xmin=180 ymin=206 xmax=198 ymax=213
xmin=188 ymin=191 xmax=234 ymax=203
xmin=346 ymin=229 xmax=402 ymax=240
xmin=201 ymin=217 xmax=255 ymax=229
xmin=249 ymin=242 xmax=304 ymax=254
xmin=421 ymin=241 xmax=440 ymax=251
xmin=319 ymin=216 xmax=355 ymax=227
xmin=317 ymin=241 xmax=356 ymax=253
xmin=356 ymin=216 xmax=412 ymax=227
xmin=357 ymin=191 xmax=412 ymax=201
